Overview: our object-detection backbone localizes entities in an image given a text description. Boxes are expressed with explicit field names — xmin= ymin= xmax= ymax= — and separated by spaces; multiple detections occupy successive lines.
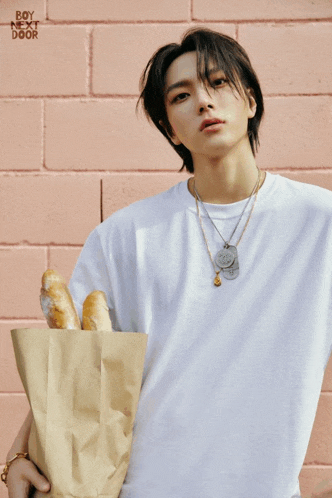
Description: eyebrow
xmin=165 ymin=67 xmax=223 ymax=96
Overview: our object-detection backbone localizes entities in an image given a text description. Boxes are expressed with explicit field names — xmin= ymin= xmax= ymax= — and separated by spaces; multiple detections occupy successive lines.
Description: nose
xmin=196 ymin=83 xmax=215 ymax=113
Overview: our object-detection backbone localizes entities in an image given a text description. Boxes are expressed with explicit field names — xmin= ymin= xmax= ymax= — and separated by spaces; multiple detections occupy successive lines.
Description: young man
xmin=5 ymin=27 xmax=332 ymax=498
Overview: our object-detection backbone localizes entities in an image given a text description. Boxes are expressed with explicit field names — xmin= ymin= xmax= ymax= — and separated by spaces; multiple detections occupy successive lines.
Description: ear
xmin=159 ymin=119 xmax=181 ymax=146
xmin=247 ymin=88 xmax=257 ymax=119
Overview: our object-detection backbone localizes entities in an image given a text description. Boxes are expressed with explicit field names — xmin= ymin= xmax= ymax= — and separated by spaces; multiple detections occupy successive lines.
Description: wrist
xmin=7 ymin=444 xmax=28 ymax=462
xmin=1 ymin=452 xmax=29 ymax=487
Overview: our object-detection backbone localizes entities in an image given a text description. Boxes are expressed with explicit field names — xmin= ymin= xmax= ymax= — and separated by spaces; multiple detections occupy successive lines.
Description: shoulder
xmin=274 ymin=173 xmax=332 ymax=215
xmin=95 ymin=180 xmax=187 ymax=238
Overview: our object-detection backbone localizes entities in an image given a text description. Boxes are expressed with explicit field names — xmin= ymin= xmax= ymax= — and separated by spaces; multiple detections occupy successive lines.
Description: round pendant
xmin=215 ymin=246 xmax=236 ymax=269
xmin=214 ymin=275 xmax=222 ymax=286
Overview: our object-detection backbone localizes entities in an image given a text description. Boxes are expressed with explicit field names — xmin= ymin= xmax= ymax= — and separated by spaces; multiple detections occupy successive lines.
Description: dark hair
xmin=136 ymin=27 xmax=264 ymax=174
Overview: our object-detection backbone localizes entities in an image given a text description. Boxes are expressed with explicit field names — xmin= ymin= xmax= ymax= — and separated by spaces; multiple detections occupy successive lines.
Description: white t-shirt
xmin=68 ymin=171 xmax=332 ymax=498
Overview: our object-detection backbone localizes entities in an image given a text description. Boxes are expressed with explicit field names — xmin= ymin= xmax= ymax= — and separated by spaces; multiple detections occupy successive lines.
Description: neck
xmin=188 ymin=145 xmax=265 ymax=204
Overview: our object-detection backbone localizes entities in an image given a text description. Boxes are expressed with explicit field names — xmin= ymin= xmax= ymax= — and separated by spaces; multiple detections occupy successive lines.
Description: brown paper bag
xmin=11 ymin=328 xmax=148 ymax=498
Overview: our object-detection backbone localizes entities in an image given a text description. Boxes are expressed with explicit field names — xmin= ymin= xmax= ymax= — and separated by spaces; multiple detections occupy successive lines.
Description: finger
xmin=8 ymin=460 xmax=51 ymax=497
xmin=24 ymin=464 xmax=51 ymax=493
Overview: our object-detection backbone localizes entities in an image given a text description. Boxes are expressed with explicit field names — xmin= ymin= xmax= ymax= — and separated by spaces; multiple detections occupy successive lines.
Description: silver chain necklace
xmin=193 ymin=168 xmax=261 ymax=281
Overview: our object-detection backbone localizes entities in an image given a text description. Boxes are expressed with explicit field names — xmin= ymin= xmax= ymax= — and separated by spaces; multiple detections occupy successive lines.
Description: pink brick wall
xmin=1 ymin=1 xmax=332 ymax=496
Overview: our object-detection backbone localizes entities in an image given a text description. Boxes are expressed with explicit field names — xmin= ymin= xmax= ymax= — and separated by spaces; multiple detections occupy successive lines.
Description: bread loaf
xmin=40 ymin=269 xmax=81 ymax=329
xmin=82 ymin=290 xmax=113 ymax=331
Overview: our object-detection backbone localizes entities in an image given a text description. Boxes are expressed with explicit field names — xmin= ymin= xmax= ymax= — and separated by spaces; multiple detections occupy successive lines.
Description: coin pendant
xmin=214 ymin=275 xmax=222 ymax=286
xmin=222 ymin=248 xmax=239 ymax=280
xmin=215 ymin=245 xmax=237 ymax=269
xmin=223 ymin=267 xmax=239 ymax=280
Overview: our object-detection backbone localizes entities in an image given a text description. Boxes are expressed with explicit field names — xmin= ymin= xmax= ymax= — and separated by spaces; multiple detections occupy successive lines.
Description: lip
xmin=202 ymin=122 xmax=225 ymax=133
xmin=200 ymin=118 xmax=225 ymax=131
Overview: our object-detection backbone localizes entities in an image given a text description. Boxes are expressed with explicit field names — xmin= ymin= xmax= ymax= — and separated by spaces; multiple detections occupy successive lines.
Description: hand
xmin=6 ymin=457 xmax=50 ymax=498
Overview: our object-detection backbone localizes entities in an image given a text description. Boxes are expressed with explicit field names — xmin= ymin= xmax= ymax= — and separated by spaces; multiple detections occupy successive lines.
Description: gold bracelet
xmin=1 ymin=452 xmax=29 ymax=487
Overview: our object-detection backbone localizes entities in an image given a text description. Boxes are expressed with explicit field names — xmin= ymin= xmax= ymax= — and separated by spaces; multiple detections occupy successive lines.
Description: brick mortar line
xmin=1 ymin=94 xmax=331 ymax=100
xmin=0 ymin=245 xmax=83 ymax=249
xmin=100 ymin=178 xmax=103 ymax=223
xmin=0 ymin=95 xmax=139 ymax=99
xmin=0 ymin=392 xmax=26 ymax=395
xmin=1 ymin=322 xmax=53 ymax=325
xmin=2 ymin=20 xmax=189 ymax=26
xmin=0 ymin=243 xmax=83 ymax=246
xmin=0 ymin=317 xmax=47 ymax=320
xmin=88 ymin=26 xmax=93 ymax=95
xmin=46 ymin=245 xmax=50 ymax=269
xmin=41 ymin=99 xmax=45 ymax=170
xmin=1 ymin=167 xmax=332 ymax=175
xmin=0 ymin=170 xmax=185 ymax=175
xmin=0 ymin=318 xmax=46 ymax=324
xmin=1 ymin=19 xmax=332 ymax=25
xmin=0 ymin=171 xmax=331 ymax=179
xmin=1 ymin=319 xmax=46 ymax=323
xmin=235 ymin=24 xmax=239 ymax=40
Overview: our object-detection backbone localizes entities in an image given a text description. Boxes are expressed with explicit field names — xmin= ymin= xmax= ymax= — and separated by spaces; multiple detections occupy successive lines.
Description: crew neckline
xmin=179 ymin=171 xmax=279 ymax=219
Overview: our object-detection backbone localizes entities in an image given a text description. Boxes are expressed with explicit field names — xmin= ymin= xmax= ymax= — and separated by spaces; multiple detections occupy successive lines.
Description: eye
xmin=212 ymin=78 xmax=228 ymax=87
xmin=171 ymin=92 xmax=188 ymax=104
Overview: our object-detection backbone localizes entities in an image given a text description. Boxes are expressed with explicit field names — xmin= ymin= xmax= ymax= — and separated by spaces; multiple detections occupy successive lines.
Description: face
xmin=162 ymin=51 xmax=257 ymax=159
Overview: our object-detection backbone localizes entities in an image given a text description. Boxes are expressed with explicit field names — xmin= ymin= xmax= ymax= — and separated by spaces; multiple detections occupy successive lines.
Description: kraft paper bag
xmin=11 ymin=328 xmax=148 ymax=498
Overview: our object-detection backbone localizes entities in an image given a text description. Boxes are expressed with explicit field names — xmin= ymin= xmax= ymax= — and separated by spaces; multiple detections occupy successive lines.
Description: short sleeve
xmin=68 ymin=228 xmax=114 ymax=323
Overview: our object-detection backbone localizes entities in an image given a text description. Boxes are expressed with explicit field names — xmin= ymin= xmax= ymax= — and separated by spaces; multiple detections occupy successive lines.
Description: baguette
xmin=82 ymin=290 xmax=113 ymax=331
xmin=40 ymin=269 xmax=81 ymax=329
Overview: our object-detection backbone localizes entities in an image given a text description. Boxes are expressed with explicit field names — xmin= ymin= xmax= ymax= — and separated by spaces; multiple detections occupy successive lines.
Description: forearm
xmin=6 ymin=407 xmax=33 ymax=460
